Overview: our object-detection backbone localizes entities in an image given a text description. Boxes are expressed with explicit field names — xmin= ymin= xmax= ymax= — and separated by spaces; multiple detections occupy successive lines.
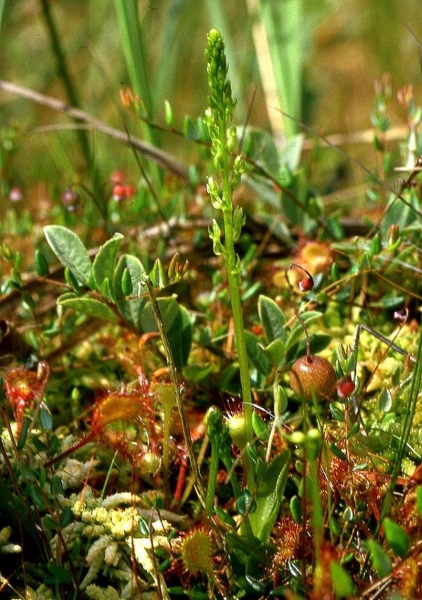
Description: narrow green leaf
xmin=367 ymin=539 xmax=392 ymax=577
xmin=34 ymin=248 xmax=49 ymax=277
xmin=17 ymin=418 xmax=29 ymax=450
xmin=29 ymin=484 xmax=46 ymax=509
xmin=164 ymin=99 xmax=173 ymax=127
xmin=416 ymin=486 xmax=422 ymax=517
xmin=249 ymin=450 xmax=290 ymax=541
xmin=43 ymin=516 xmax=60 ymax=530
xmin=183 ymin=115 xmax=199 ymax=140
xmin=182 ymin=364 xmax=213 ymax=383
xmin=44 ymin=225 xmax=91 ymax=285
xmin=113 ymin=254 xmax=147 ymax=330
xmin=330 ymin=561 xmax=355 ymax=597
xmin=255 ymin=457 xmax=267 ymax=481
xmin=39 ymin=406 xmax=53 ymax=431
xmin=245 ymin=331 xmax=273 ymax=376
xmin=258 ymin=294 xmax=286 ymax=342
xmin=92 ymin=232 xmax=124 ymax=300
xmin=58 ymin=295 xmax=118 ymax=322
xmin=46 ymin=563 xmax=73 ymax=583
xmin=383 ymin=518 xmax=409 ymax=557
xmin=378 ymin=389 xmax=392 ymax=412
xmin=138 ymin=516 xmax=149 ymax=535
xmin=50 ymin=475 xmax=63 ymax=496
xmin=236 ymin=489 xmax=256 ymax=515
xmin=274 ymin=385 xmax=288 ymax=415
xmin=101 ymin=277 xmax=112 ymax=299
xmin=141 ymin=299 xmax=192 ymax=367
xmin=141 ymin=296 xmax=179 ymax=333
xmin=369 ymin=233 xmax=382 ymax=256
xmin=60 ymin=506 xmax=73 ymax=528
xmin=214 ymin=506 xmax=236 ymax=526
xmin=252 ymin=412 xmax=270 ymax=440
xmin=114 ymin=0 xmax=158 ymax=150
xmin=257 ymin=0 xmax=302 ymax=137
xmin=38 ymin=466 xmax=46 ymax=488
xmin=149 ymin=258 xmax=167 ymax=288
xmin=329 ymin=442 xmax=347 ymax=462
xmin=167 ymin=304 xmax=192 ymax=368
xmin=380 ymin=295 xmax=405 ymax=309
xmin=64 ymin=267 xmax=81 ymax=292
xmin=262 ymin=338 xmax=286 ymax=367
xmin=121 ymin=268 xmax=133 ymax=296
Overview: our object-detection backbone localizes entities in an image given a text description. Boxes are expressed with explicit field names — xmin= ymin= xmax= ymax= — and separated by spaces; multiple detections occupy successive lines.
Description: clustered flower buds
xmin=110 ymin=171 xmax=136 ymax=201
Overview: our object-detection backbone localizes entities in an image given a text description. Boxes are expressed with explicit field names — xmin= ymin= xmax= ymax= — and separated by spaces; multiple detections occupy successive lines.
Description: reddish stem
xmin=44 ymin=430 xmax=97 ymax=468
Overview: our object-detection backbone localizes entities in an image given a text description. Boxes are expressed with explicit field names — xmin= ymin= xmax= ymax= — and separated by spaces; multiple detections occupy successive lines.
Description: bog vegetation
xmin=1 ymin=3 xmax=422 ymax=599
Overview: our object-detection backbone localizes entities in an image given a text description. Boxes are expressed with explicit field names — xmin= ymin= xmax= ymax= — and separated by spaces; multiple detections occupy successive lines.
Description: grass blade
xmin=251 ymin=0 xmax=303 ymax=137
xmin=114 ymin=0 xmax=158 ymax=147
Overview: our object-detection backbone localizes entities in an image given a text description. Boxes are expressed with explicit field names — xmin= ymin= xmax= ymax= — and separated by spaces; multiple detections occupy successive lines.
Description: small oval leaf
xmin=383 ymin=518 xmax=409 ymax=557
xmin=367 ymin=539 xmax=392 ymax=577
xmin=378 ymin=389 xmax=392 ymax=413
xmin=236 ymin=489 xmax=256 ymax=515
xmin=330 ymin=561 xmax=355 ymax=597
xmin=258 ymin=295 xmax=286 ymax=342
xmin=113 ymin=254 xmax=146 ymax=330
xmin=44 ymin=225 xmax=91 ymax=285
xmin=244 ymin=331 xmax=273 ymax=376
xmin=58 ymin=295 xmax=118 ymax=322
xmin=92 ymin=232 xmax=124 ymax=299
xmin=252 ymin=412 xmax=269 ymax=440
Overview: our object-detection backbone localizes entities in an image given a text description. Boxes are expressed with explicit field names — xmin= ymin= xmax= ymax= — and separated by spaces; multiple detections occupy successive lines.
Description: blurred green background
xmin=0 ymin=0 xmax=421 ymax=194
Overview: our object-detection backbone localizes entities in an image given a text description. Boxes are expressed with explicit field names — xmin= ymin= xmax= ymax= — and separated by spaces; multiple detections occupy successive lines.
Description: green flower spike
xmin=204 ymin=30 xmax=253 ymax=492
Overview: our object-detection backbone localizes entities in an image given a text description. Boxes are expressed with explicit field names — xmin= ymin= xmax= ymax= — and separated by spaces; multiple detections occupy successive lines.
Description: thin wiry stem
xmin=0 ymin=79 xmax=189 ymax=179
xmin=143 ymin=276 xmax=206 ymax=508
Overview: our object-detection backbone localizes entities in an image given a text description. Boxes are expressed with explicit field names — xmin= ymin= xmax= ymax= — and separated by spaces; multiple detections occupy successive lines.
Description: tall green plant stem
xmin=205 ymin=30 xmax=254 ymax=491
xmin=222 ymin=206 xmax=254 ymax=492
xmin=143 ymin=277 xmax=206 ymax=508
xmin=221 ymin=205 xmax=254 ymax=441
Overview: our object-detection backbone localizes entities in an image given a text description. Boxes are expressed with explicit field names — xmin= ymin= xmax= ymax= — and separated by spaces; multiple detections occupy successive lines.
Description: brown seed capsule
xmin=290 ymin=355 xmax=337 ymax=401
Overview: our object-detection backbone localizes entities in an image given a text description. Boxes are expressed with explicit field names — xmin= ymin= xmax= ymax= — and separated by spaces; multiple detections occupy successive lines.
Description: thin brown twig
xmin=0 ymin=79 xmax=189 ymax=180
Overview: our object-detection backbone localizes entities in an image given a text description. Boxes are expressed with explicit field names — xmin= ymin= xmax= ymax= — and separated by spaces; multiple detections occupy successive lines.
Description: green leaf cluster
xmin=44 ymin=225 xmax=192 ymax=367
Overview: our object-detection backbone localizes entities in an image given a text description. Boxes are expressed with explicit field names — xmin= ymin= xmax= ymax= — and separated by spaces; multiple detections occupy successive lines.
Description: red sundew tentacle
xmin=173 ymin=454 xmax=188 ymax=504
